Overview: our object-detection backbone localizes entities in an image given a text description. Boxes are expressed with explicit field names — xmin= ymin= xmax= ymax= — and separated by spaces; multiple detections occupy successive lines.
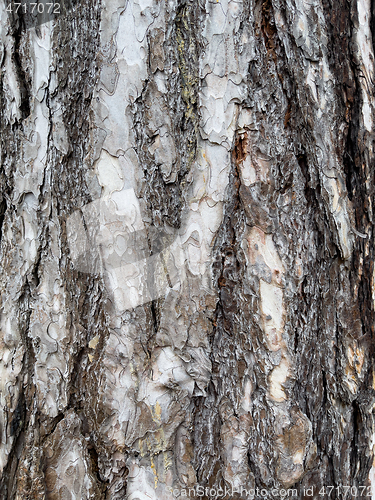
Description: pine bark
xmin=0 ymin=0 xmax=375 ymax=498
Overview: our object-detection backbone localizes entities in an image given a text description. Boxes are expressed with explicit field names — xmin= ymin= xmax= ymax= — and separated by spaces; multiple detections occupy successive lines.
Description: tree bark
xmin=0 ymin=0 xmax=375 ymax=498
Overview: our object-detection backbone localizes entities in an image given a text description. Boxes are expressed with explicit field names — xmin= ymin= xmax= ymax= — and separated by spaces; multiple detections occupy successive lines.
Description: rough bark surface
xmin=0 ymin=0 xmax=375 ymax=498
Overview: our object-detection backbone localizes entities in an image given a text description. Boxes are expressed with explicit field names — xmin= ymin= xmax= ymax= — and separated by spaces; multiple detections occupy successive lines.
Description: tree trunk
xmin=0 ymin=0 xmax=375 ymax=498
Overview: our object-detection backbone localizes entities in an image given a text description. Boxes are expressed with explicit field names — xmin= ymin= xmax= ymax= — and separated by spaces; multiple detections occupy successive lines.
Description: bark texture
xmin=0 ymin=0 xmax=375 ymax=498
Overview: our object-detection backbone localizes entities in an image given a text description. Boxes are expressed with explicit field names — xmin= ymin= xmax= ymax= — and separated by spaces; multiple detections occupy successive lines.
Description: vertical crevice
xmin=11 ymin=16 xmax=31 ymax=121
